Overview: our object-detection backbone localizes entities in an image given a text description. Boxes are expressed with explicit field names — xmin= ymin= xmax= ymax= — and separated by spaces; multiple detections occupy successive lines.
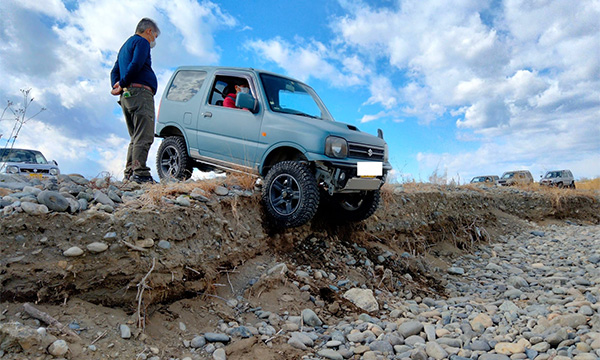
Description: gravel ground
xmin=280 ymin=223 xmax=600 ymax=360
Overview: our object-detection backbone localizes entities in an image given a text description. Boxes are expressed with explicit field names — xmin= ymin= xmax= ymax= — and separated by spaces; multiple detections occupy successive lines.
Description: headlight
xmin=49 ymin=168 xmax=59 ymax=176
xmin=325 ymin=136 xmax=348 ymax=159
xmin=384 ymin=143 xmax=389 ymax=162
xmin=6 ymin=165 xmax=19 ymax=174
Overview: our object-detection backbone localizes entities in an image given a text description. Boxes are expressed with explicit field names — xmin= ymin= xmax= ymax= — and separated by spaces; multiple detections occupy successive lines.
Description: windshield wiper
xmin=280 ymin=108 xmax=319 ymax=119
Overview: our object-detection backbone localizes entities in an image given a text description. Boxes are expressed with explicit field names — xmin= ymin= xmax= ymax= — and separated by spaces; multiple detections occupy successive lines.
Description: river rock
xmin=86 ymin=242 xmax=108 ymax=253
xmin=21 ymin=202 xmax=48 ymax=215
xmin=63 ymin=246 xmax=84 ymax=257
xmin=342 ymin=288 xmax=379 ymax=312
xmin=301 ymin=308 xmax=323 ymax=327
xmin=48 ymin=339 xmax=69 ymax=356
xmin=37 ymin=191 xmax=69 ymax=212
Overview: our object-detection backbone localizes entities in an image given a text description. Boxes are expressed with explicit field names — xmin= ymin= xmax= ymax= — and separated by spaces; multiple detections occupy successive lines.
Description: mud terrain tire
xmin=325 ymin=190 xmax=381 ymax=223
xmin=157 ymin=136 xmax=193 ymax=181
xmin=262 ymin=161 xmax=319 ymax=228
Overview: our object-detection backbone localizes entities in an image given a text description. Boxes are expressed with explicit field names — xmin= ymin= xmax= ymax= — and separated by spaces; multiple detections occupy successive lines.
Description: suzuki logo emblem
xmin=33 ymin=169 xmax=38 ymax=173
xmin=367 ymin=149 xmax=373 ymax=157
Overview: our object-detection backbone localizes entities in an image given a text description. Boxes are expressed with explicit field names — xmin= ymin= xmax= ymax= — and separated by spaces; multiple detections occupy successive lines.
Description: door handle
xmin=203 ymin=112 xmax=212 ymax=118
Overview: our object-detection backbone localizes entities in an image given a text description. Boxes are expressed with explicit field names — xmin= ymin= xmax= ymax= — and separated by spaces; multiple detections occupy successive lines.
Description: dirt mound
xmin=0 ymin=182 xmax=598 ymax=359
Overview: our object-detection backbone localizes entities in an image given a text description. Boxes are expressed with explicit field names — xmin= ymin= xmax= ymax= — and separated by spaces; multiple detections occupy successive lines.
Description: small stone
xmin=63 ymin=246 xmax=84 ymax=257
xmin=204 ymin=332 xmax=230 ymax=343
xmin=93 ymin=190 xmax=115 ymax=207
xmin=398 ymin=321 xmax=424 ymax=337
xmin=87 ymin=242 xmax=108 ymax=253
xmin=214 ymin=186 xmax=229 ymax=196
xmin=342 ymin=288 xmax=379 ymax=312
xmin=447 ymin=267 xmax=465 ymax=275
xmin=120 ymin=324 xmax=131 ymax=339
xmin=104 ymin=232 xmax=117 ymax=239
xmin=37 ymin=190 xmax=69 ymax=212
xmin=494 ymin=338 xmax=530 ymax=355
xmin=426 ymin=341 xmax=448 ymax=360
xmin=301 ymin=308 xmax=323 ymax=327
xmin=326 ymin=340 xmax=342 ymax=347
xmin=317 ymin=349 xmax=344 ymax=360
xmin=213 ymin=348 xmax=226 ymax=360
xmin=48 ymin=339 xmax=69 ymax=356
xmin=20 ymin=202 xmax=49 ymax=215
xmin=157 ymin=240 xmax=171 ymax=249
xmin=133 ymin=238 xmax=152 ymax=248
xmin=369 ymin=340 xmax=394 ymax=354
xmin=175 ymin=195 xmax=191 ymax=207
xmin=191 ymin=335 xmax=206 ymax=348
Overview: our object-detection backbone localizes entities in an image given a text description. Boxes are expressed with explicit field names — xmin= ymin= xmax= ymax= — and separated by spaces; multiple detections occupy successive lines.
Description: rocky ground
xmin=0 ymin=173 xmax=599 ymax=360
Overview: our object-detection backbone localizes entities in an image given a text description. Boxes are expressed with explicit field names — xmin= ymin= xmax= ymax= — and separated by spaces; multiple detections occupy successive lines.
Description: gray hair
xmin=135 ymin=18 xmax=160 ymax=36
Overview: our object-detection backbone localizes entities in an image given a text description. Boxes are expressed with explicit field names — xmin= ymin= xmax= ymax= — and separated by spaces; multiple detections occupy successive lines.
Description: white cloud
xmin=247 ymin=37 xmax=364 ymax=86
xmin=0 ymin=0 xmax=236 ymax=178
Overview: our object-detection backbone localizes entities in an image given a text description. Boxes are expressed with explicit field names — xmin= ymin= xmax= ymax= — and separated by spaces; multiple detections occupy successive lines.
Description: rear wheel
xmin=325 ymin=190 xmax=381 ymax=223
xmin=557 ymin=182 xmax=564 ymax=188
xmin=156 ymin=136 xmax=193 ymax=181
xmin=262 ymin=161 xmax=319 ymax=228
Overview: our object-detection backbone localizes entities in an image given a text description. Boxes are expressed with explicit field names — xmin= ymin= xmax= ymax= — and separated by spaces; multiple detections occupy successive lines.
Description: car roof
xmin=173 ymin=66 xmax=305 ymax=84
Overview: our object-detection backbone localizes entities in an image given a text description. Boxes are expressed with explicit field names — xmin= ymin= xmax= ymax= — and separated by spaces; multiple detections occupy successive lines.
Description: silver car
xmin=0 ymin=148 xmax=60 ymax=179
xmin=540 ymin=170 xmax=575 ymax=188
xmin=470 ymin=175 xmax=499 ymax=185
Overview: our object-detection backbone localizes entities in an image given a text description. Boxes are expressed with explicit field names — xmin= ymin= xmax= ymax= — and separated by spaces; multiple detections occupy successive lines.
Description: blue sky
xmin=1 ymin=0 xmax=598 ymax=182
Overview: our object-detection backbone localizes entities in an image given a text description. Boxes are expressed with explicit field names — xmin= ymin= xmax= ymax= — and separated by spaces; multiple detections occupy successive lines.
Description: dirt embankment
xmin=0 ymin=183 xmax=598 ymax=359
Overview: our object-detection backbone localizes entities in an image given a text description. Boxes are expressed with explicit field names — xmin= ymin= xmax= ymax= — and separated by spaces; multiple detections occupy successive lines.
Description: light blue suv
xmin=155 ymin=66 xmax=391 ymax=227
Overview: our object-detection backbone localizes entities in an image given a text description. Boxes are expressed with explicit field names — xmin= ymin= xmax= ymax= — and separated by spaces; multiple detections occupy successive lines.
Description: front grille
xmin=348 ymin=142 xmax=384 ymax=160
xmin=20 ymin=168 xmax=50 ymax=174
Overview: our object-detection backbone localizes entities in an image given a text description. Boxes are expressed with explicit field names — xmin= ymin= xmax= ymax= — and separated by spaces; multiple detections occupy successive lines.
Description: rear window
xmin=166 ymin=70 xmax=207 ymax=102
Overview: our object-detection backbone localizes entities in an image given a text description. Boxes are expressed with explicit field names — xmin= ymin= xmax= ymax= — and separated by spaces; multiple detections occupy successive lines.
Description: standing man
xmin=110 ymin=18 xmax=160 ymax=184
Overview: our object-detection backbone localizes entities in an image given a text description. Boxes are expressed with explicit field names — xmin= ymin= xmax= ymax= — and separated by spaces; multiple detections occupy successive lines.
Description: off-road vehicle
xmin=470 ymin=175 xmax=499 ymax=185
xmin=498 ymin=170 xmax=533 ymax=186
xmin=540 ymin=170 xmax=575 ymax=188
xmin=155 ymin=66 xmax=391 ymax=227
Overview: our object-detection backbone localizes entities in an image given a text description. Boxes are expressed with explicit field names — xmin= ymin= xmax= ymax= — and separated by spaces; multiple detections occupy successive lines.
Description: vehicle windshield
xmin=259 ymin=73 xmax=333 ymax=121
xmin=471 ymin=177 xmax=485 ymax=183
xmin=0 ymin=149 xmax=48 ymax=164
xmin=502 ymin=173 xmax=514 ymax=179
xmin=545 ymin=171 xmax=560 ymax=178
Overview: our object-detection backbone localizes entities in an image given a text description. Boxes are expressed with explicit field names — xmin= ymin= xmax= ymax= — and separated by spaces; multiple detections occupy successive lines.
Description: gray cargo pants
xmin=120 ymin=87 xmax=155 ymax=178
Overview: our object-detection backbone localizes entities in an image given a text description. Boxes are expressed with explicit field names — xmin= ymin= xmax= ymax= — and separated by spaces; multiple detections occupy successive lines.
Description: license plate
xmin=357 ymin=162 xmax=383 ymax=177
xmin=28 ymin=173 xmax=43 ymax=179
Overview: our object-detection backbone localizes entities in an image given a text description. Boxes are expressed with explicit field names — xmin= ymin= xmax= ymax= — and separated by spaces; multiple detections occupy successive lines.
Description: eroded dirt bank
xmin=0 ymin=182 xmax=598 ymax=359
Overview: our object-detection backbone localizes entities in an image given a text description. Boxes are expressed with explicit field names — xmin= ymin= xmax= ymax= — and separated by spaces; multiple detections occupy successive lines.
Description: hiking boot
xmin=133 ymin=175 xmax=156 ymax=184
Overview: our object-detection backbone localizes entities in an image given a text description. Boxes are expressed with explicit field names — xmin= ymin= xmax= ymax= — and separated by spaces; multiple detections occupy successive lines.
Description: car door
xmin=196 ymin=72 xmax=262 ymax=169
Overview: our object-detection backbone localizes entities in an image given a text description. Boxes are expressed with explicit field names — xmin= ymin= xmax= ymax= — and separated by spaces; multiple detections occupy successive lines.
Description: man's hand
xmin=111 ymin=82 xmax=122 ymax=96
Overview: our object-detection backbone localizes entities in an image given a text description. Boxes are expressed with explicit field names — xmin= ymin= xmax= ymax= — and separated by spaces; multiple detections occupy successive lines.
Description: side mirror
xmin=52 ymin=160 xmax=58 ymax=166
xmin=236 ymin=92 xmax=258 ymax=113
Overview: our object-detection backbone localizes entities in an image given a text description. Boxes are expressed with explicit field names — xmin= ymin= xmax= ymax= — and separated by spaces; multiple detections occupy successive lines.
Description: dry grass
xmin=577 ymin=177 xmax=600 ymax=190
xmin=140 ymin=178 xmax=221 ymax=205
xmin=225 ymin=170 xmax=258 ymax=191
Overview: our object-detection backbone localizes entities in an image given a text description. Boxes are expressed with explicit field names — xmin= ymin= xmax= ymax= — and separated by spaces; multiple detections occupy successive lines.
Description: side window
xmin=166 ymin=70 xmax=207 ymax=102
xmin=208 ymin=75 xmax=253 ymax=107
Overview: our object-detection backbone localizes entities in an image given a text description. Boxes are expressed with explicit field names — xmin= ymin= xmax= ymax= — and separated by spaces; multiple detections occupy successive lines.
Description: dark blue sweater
xmin=110 ymin=34 xmax=157 ymax=93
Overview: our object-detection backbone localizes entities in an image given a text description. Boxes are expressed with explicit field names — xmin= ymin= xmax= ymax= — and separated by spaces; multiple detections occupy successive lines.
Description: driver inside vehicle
xmin=223 ymin=79 xmax=250 ymax=109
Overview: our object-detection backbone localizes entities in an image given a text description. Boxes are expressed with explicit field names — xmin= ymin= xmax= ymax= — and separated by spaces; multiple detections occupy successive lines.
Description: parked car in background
xmin=470 ymin=175 xmax=499 ymax=185
xmin=0 ymin=148 xmax=60 ymax=178
xmin=498 ymin=170 xmax=533 ymax=186
xmin=540 ymin=170 xmax=575 ymax=188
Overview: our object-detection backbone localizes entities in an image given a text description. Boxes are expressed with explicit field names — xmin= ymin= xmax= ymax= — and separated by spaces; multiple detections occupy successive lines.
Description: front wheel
xmin=156 ymin=136 xmax=193 ymax=181
xmin=325 ymin=190 xmax=381 ymax=223
xmin=262 ymin=161 xmax=319 ymax=228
